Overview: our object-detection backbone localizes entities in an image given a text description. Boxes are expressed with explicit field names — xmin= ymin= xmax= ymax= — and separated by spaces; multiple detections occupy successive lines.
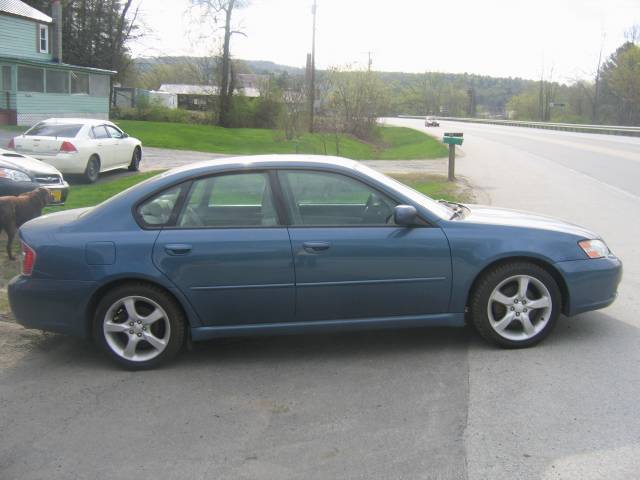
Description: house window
xmin=70 ymin=72 xmax=89 ymax=94
xmin=1 ymin=66 xmax=12 ymax=91
xmin=46 ymin=70 xmax=69 ymax=93
xmin=89 ymin=74 xmax=109 ymax=97
xmin=39 ymin=25 xmax=49 ymax=54
xmin=17 ymin=66 xmax=44 ymax=92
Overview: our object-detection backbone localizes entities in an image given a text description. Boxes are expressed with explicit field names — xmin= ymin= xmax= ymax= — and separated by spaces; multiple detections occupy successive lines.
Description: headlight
xmin=0 ymin=168 xmax=31 ymax=183
xmin=579 ymin=239 xmax=610 ymax=259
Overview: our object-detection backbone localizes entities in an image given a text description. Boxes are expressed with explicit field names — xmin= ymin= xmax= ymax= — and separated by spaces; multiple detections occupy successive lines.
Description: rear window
xmin=25 ymin=124 xmax=82 ymax=138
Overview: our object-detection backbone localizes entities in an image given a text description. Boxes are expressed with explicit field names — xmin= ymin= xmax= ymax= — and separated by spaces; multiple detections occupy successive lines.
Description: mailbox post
xmin=443 ymin=132 xmax=464 ymax=181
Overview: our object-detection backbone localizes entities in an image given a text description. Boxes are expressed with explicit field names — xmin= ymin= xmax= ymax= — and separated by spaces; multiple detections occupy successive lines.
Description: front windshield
xmin=355 ymin=164 xmax=454 ymax=220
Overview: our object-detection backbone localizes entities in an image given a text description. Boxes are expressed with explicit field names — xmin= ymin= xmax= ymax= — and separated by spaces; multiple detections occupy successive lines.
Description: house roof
xmin=0 ymin=0 xmax=52 ymax=23
xmin=159 ymin=84 xmax=221 ymax=95
xmin=159 ymin=83 xmax=261 ymax=98
xmin=0 ymin=55 xmax=116 ymax=75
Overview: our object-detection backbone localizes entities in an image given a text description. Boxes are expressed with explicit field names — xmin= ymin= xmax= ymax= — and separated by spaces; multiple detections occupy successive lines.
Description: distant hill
xmin=131 ymin=56 xmax=537 ymax=115
xmin=133 ymin=56 xmax=304 ymax=75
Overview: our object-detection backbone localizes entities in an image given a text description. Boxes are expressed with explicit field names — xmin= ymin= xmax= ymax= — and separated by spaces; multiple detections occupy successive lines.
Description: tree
xmin=22 ymin=0 xmax=141 ymax=82
xmin=190 ymin=0 xmax=248 ymax=127
xmin=327 ymin=67 xmax=390 ymax=140
xmin=602 ymin=42 xmax=640 ymax=125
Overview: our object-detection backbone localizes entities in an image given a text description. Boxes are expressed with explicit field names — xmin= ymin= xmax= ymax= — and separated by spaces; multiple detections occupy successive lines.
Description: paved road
xmin=1 ymin=119 xmax=640 ymax=479
xmin=386 ymin=117 xmax=640 ymax=480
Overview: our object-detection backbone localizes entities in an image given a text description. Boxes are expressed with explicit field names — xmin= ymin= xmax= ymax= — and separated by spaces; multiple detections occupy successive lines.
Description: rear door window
xmin=92 ymin=126 xmax=110 ymax=139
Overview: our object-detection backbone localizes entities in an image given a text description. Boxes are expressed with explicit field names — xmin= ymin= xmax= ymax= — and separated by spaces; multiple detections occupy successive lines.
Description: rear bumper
xmin=8 ymin=275 xmax=96 ymax=338
xmin=555 ymin=256 xmax=623 ymax=316
xmin=31 ymin=153 xmax=87 ymax=175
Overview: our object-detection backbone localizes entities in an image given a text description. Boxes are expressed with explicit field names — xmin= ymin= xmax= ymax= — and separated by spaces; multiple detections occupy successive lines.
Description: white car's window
xmin=105 ymin=125 xmax=124 ymax=139
xmin=92 ymin=126 xmax=110 ymax=139
xmin=25 ymin=123 xmax=82 ymax=138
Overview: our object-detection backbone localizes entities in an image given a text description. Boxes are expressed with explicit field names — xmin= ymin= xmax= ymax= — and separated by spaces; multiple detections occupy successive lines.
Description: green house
xmin=0 ymin=0 xmax=114 ymax=126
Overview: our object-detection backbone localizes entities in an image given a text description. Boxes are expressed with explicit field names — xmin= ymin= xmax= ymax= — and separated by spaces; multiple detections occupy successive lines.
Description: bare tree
xmin=190 ymin=0 xmax=248 ymax=127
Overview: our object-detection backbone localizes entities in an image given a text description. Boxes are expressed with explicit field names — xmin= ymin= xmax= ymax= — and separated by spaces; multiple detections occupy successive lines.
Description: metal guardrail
xmin=397 ymin=115 xmax=640 ymax=137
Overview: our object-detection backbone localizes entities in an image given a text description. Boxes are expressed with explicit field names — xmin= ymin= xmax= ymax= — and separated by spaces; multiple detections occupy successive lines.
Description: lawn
xmin=114 ymin=120 xmax=448 ymax=160
xmin=0 ymin=170 xmax=468 ymax=321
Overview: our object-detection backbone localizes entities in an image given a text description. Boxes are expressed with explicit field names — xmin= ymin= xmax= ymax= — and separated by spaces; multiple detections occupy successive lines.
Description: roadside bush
xmin=112 ymin=97 xmax=214 ymax=125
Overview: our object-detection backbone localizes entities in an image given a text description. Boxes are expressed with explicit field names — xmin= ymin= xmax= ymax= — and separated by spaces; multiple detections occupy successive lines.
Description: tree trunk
xmin=218 ymin=0 xmax=234 ymax=127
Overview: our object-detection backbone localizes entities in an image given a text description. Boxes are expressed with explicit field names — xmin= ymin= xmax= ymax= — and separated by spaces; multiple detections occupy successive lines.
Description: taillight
xmin=21 ymin=241 xmax=36 ymax=276
xmin=60 ymin=141 xmax=77 ymax=153
xmin=7 ymin=138 xmax=15 ymax=149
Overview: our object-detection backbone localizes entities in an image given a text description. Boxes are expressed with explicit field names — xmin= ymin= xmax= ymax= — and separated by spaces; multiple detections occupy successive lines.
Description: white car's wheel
xmin=84 ymin=155 xmax=100 ymax=183
xmin=128 ymin=147 xmax=141 ymax=172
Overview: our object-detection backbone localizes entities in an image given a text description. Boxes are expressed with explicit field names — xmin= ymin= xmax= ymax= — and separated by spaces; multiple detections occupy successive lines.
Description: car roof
xmin=38 ymin=118 xmax=113 ymax=127
xmin=166 ymin=154 xmax=360 ymax=176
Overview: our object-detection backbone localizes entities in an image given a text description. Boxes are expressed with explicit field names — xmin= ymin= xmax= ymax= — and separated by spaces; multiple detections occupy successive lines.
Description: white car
xmin=8 ymin=118 xmax=143 ymax=183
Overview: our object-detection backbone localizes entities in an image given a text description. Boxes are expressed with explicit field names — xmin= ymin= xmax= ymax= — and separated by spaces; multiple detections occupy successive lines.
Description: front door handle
xmin=302 ymin=241 xmax=331 ymax=253
xmin=164 ymin=243 xmax=192 ymax=255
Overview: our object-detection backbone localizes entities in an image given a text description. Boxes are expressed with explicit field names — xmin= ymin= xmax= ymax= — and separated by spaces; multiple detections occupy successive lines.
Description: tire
xmin=93 ymin=283 xmax=186 ymax=369
xmin=128 ymin=147 xmax=141 ymax=172
xmin=470 ymin=262 xmax=561 ymax=348
xmin=83 ymin=155 xmax=100 ymax=183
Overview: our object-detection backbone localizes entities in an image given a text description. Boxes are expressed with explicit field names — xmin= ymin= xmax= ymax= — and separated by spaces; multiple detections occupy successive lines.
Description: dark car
xmin=0 ymin=148 xmax=69 ymax=204
xmin=9 ymin=155 xmax=622 ymax=369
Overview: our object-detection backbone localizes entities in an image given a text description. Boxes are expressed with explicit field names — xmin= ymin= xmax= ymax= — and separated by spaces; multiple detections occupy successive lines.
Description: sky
xmin=130 ymin=0 xmax=640 ymax=83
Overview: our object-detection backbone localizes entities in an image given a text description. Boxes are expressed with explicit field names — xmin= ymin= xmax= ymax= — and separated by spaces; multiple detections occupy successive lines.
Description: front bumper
xmin=0 ymin=179 xmax=68 ymax=205
xmin=555 ymin=255 xmax=623 ymax=316
xmin=8 ymin=275 xmax=96 ymax=338
xmin=40 ymin=180 xmax=70 ymax=205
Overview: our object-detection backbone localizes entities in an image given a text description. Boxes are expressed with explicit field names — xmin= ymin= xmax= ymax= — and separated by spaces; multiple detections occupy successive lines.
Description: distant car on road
xmin=9 ymin=118 xmax=142 ymax=184
xmin=425 ymin=116 xmax=440 ymax=127
xmin=9 ymin=155 xmax=622 ymax=369
xmin=0 ymin=148 xmax=68 ymax=204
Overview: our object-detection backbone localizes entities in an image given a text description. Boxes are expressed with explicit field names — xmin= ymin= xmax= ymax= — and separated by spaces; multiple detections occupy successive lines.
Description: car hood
xmin=462 ymin=205 xmax=598 ymax=239
xmin=0 ymin=150 xmax=61 ymax=176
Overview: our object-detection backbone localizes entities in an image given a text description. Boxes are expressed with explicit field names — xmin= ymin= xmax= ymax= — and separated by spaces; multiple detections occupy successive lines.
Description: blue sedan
xmin=9 ymin=156 xmax=622 ymax=369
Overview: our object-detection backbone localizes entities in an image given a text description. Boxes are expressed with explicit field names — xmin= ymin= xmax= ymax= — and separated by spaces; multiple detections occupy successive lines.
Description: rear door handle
xmin=164 ymin=243 xmax=192 ymax=255
xmin=302 ymin=241 xmax=331 ymax=253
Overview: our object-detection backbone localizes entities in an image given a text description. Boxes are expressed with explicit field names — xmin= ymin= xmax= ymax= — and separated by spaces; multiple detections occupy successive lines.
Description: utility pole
xmin=309 ymin=0 xmax=317 ymax=133
xmin=366 ymin=51 xmax=372 ymax=72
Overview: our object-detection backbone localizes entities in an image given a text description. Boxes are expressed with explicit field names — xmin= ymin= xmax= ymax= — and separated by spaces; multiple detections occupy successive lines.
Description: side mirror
xmin=122 ymin=132 xmax=129 ymax=138
xmin=393 ymin=205 xmax=418 ymax=226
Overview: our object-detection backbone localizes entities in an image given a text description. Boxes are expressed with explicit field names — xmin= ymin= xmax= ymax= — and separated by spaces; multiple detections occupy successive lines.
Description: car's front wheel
xmin=128 ymin=147 xmax=141 ymax=171
xmin=93 ymin=283 xmax=186 ymax=369
xmin=470 ymin=262 xmax=561 ymax=348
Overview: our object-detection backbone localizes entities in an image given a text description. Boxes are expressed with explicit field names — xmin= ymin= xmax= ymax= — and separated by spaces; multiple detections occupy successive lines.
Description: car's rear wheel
xmin=83 ymin=155 xmax=100 ymax=183
xmin=93 ymin=283 xmax=186 ymax=369
xmin=470 ymin=262 xmax=561 ymax=348
xmin=128 ymin=147 xmax=141 ymax=171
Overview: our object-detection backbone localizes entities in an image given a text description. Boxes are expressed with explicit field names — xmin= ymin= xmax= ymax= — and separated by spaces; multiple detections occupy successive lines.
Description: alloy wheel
xmin=102 ymin=296 xmax=171 ymax=362
xmin=487 ymin=274 xmax=552 ymax=341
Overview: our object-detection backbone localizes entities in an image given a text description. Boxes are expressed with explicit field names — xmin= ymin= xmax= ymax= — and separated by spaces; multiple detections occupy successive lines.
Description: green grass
xmin=390 ymin=173 xmax=472 ymax=203
xmin=44 ymin=171 xmax=161 ymax=213
xmin=114 ymin=120 xmax=447 ymax=160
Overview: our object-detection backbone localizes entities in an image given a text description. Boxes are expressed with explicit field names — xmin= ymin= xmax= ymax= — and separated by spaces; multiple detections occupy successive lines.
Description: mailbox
xmin=443 ymin=132 xmax=464 ymax=145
